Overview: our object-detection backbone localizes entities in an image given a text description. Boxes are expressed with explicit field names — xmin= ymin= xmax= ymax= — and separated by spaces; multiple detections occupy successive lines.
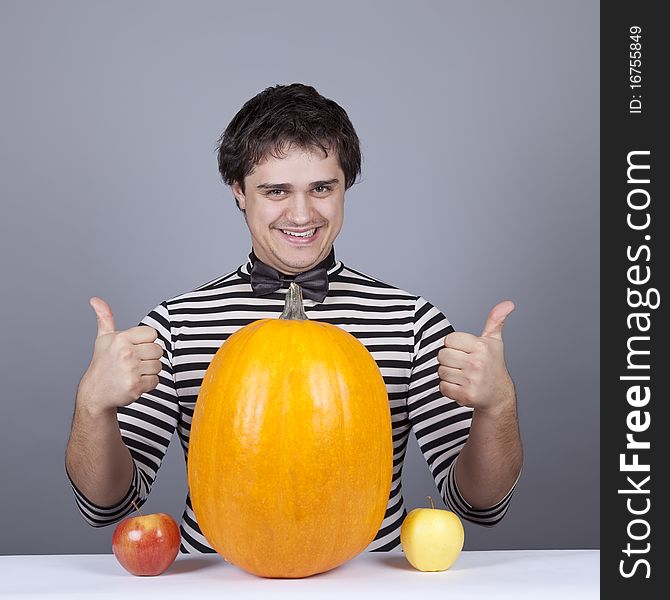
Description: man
xmin=65 ymin=83 xmax=522 ymax=553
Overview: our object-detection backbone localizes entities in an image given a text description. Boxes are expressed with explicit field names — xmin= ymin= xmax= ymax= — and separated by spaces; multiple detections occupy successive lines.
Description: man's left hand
xmin=437 ymin=301 xmax=516 ymax=415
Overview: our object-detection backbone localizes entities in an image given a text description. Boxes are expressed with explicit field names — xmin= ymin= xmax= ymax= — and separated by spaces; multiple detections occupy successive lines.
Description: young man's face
xmin=232 ymin=145 xmax=345 ymax=275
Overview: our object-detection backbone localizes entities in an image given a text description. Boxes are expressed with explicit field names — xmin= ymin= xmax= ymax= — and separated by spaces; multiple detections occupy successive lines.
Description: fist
xmin=78 ymin=297 xmax=164 ymax=413
xmin=437 ymin=301 xmax=515 ymax=414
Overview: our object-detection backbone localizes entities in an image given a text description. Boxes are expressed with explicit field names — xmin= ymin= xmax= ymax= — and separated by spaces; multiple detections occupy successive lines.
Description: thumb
xmin=480 ymin=300 xmax=515 ymax=340
xmin=89 ymin=296 xmax=116 ymax=336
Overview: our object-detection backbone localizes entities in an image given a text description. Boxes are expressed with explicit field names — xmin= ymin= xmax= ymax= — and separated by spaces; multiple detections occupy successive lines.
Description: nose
xmin=285 ymin=191 xmax=314 ymax=225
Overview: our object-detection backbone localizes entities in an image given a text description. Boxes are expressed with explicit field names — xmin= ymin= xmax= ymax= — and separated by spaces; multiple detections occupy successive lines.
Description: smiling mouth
xmin=275 ymin=226 xmax=323 ymax=244
xmin=281 ymin=228 xmax=317 ymax=238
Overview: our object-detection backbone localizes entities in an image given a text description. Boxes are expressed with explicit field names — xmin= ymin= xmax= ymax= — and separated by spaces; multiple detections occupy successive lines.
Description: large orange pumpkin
xmin=188 ymin=282 xmax=393 ymax=578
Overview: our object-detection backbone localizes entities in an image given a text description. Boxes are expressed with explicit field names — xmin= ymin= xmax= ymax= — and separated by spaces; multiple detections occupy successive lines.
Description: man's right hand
xmin=78 ymin=297 xmax=163 ymax=414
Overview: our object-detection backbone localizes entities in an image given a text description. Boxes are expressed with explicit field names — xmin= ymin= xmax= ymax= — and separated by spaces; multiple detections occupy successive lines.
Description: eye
xmin=313 ymin=185 xmax=332 ymax=194
xmin=266 ymin=189 xmax=286 ymax=198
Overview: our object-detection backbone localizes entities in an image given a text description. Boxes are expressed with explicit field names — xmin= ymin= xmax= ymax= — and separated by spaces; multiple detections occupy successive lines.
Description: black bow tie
xmin=250 ymin=260 xmax=329 ymax=302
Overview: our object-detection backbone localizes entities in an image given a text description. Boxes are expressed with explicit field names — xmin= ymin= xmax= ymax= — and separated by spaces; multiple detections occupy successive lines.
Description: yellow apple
xmin=400 ymin=496 xmax=464 ymax=571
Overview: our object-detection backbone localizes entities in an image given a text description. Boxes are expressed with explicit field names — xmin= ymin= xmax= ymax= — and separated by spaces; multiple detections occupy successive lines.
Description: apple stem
xmin=131 ymin=499 xmax=144 ymax=516
xmin=427 ymin=495 xmax=435 ymax=510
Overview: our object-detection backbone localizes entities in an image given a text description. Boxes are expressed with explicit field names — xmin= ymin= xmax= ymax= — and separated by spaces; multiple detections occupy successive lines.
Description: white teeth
xmin=282 ymin=229 xmax=316 ymax=237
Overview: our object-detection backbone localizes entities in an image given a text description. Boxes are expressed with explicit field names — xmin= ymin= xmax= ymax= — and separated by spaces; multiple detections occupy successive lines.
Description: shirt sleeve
xmin=67 ymin=301 xmax=179 ymax=527
xmin=407 ymin=296 xmax=517 ymax=526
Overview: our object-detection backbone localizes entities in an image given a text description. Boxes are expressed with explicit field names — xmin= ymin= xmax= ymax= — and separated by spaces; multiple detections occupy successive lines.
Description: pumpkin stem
xmin=280 ymin=282 xmax=309 ymax=321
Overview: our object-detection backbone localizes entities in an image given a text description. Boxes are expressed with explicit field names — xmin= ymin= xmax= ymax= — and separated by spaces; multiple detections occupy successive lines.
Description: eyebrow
xmin=256 ymin=178 xmax=340 ymax=190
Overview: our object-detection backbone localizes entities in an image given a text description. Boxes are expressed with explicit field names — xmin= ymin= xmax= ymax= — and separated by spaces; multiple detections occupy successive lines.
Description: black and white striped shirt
xmin=68 ymin=250 xmax=516 ymax=552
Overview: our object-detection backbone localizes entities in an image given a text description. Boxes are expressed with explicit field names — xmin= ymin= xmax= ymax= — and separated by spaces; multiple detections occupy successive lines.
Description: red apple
xmin=112 ymin=511 xmax=180 ymax=576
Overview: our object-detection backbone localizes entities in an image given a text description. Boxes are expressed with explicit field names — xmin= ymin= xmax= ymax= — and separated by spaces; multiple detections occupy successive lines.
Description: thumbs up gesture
xmin=77 ymin=297 xmax=164 ymax=415
xmin=437 ymin=301 xmax=516 ymax=414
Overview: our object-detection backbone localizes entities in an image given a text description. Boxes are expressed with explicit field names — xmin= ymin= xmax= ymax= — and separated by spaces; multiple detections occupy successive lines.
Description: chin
xmin=255 ymin=226 xmax=333 ymax=272
xmin=279 ymin=251 xmax=320 ymax=269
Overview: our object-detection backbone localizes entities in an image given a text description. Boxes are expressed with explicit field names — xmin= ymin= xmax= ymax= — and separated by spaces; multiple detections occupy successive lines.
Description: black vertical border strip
xmin=601 ymin=2 xmax=667 ymax=596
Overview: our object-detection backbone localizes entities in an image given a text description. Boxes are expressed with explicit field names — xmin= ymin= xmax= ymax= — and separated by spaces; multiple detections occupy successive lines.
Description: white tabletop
xmin=0 ymin=549 xmax=599 ymax=599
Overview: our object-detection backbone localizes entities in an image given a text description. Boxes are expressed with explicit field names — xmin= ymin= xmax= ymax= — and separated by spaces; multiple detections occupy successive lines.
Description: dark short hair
xmin=216 ymin=83 xmax=362 ymax=210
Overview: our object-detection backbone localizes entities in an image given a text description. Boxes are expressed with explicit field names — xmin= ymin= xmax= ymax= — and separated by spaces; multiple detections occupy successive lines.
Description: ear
xmin=231 ymin=181 xmax=246 ymax=211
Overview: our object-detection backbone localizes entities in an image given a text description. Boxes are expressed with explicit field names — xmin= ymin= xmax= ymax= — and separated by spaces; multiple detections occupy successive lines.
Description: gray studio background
xmin=0 ymin=1 xmax=599 ymax=554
